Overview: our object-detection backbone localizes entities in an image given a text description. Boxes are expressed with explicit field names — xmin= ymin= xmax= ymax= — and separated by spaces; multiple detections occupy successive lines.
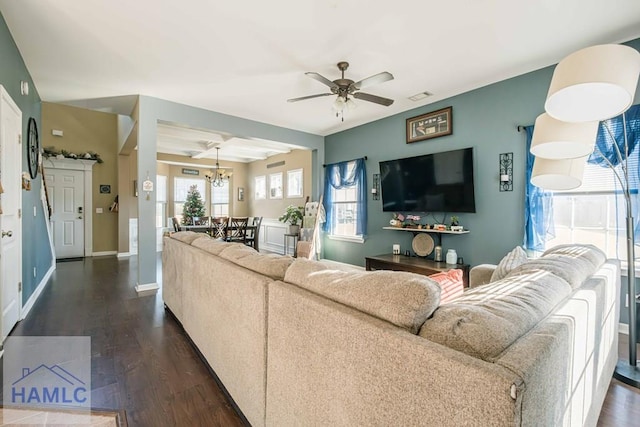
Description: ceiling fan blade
xmin=305 ymin=72 xmax=339 ymax=89
xmin=352 ymin=72 xmax=394 ymax=90
xmin=287 ymin=93 xmax=334 ymax=103
xmin=353 ymin=92 xmax=394 ymax=106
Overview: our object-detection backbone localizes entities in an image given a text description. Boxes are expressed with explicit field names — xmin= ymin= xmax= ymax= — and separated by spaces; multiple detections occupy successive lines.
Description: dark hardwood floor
xmin=2 ymin=256 xmax=243 ymax=427
xmin=1 ymin=255 xmax=638 ymax=426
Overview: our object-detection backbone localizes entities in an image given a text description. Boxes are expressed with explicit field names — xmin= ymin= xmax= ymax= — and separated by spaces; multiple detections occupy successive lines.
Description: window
xmin=255 ymin=176 xmax=266 ymax=200
xmin=324 ymin=158 xmax=367 ymax=241
xmin=269 ymin=172 xmax=283 ymax=199
xmin=331 ymin=185 xmax=359 ymax=237
xmin=211 ymin=181 xmax=230 ymax=217
xmin=544 ymin=161 xmax=635 ymax=260
xmin=174 ymin=177 xmax=206 ymax=222
xmin=156 ymin=175 xmax=167 ymax=227
xmin=287 ymin=169 xmax=303 ymax=198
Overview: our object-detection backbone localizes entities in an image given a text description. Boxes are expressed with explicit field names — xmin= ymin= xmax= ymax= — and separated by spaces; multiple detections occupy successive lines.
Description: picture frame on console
xmin=406 ymin=106 xmax=453 ymax=143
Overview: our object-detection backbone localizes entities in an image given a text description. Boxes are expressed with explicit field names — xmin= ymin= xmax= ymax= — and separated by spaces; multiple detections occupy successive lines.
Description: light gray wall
xmin=324 ymin=38 xmax=640 ymax=327
xmin=0 ymin=12 xmax=52 ymax=305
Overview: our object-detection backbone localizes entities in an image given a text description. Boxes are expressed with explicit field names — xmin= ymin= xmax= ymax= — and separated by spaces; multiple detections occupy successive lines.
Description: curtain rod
xmin=323 ymin=156 xmax=368 ymax=168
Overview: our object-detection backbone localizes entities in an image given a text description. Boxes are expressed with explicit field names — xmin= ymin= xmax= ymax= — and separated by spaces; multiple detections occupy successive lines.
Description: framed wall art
xmin=406 ymin=106 xmax=453 ymax=143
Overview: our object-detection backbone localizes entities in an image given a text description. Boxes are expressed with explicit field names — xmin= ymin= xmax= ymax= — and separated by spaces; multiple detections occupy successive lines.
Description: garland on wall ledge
xmin=43 ymin=146 xmax=104 ymax=163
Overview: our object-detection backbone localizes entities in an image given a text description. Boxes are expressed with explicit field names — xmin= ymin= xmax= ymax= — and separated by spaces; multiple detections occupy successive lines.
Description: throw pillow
xmin=428 ymin=269 xmax=464 ymax=304
xmin=490 ymin=246 xmax=528 ymax=282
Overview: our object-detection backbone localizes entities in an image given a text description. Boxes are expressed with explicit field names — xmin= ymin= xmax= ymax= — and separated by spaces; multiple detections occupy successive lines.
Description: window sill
xmin=327 ymin=234 xmax=365 ymax=244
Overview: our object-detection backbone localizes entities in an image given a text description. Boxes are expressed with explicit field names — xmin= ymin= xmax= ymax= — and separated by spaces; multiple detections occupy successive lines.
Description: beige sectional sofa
xmin=163 ymin=233 xmax=620 ymax=426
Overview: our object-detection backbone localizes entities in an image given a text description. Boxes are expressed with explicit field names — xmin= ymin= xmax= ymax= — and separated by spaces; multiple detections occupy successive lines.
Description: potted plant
xmin=279 ymin=205 xmax=304 ymax=234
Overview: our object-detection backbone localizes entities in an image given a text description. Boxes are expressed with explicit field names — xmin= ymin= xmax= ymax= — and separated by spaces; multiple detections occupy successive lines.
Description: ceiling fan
xmin=287 ymin=61 xmax=394 ymax=120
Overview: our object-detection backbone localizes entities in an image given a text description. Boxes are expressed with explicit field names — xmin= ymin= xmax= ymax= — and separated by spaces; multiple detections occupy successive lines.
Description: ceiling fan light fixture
xmin=289 ymin=61 xmax=395 ymax=119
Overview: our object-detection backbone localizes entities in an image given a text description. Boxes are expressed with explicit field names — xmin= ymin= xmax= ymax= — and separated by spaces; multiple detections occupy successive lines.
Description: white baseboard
xmin=92 ymin=251 xmax=117 ymax=257
xmin=135 ymin=282 xmax=159 ymax=293
xmin=619 ymin=323 xmax=629 ymax=335
xmin=117 ymin=252 xmax=131 ymax=258
xmin=21 ymin=263 xmax=55 ymax=320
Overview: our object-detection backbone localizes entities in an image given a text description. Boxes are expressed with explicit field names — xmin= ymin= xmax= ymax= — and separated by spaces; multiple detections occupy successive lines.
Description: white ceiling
xmin=156 ymin=121 xmax=307 ymax=163
xmin=1 ymin=0 xmax=640 ymax=138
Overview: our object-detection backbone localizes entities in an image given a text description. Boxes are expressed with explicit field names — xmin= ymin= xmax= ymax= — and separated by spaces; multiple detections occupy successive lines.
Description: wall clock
xmin=27 ymin=117 xmax=39 ymax=179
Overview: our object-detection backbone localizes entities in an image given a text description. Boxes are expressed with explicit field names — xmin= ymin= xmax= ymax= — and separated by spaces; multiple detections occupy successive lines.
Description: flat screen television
xmin=379 ymin=147 xmax=476 ymax=213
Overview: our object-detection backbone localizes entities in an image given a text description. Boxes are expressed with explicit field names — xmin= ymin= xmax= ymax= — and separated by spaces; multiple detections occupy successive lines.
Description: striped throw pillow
xmin=490 ymin=246 xmax=528 ymax=282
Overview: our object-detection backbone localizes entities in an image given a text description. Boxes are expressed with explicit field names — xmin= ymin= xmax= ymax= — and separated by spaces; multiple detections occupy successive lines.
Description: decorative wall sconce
xmin=499 ymin=152 xmax=513 ymax=192
xmin=372 ymin=173 xmax=380 ymax=200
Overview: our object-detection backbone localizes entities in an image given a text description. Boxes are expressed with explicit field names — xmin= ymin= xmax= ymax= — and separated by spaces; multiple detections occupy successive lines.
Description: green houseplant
xmin=279 ymin=205 xmax=304 ymax=234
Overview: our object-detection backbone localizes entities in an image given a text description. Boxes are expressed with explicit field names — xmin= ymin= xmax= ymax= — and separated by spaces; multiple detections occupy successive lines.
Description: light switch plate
xmin=96 ymin=208 xmax=103 ymax=214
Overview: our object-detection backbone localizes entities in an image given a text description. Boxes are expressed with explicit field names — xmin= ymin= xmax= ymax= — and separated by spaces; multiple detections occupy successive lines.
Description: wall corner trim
xmin=135 ymin=282 xmax=159 ymax=293
xmin=21 ymin=262 xmax=55 ymax=320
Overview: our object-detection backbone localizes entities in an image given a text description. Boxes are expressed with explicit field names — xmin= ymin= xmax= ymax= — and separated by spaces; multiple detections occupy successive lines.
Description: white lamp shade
xmin=333 ymin=96 xmax=346 ymax=111
xmin=531 ymin=156 xmax=588 ymax=190
xmin=530 ymin=113 xmax=598 ymax=159
xmin=545 ymin=44 xmax=640 ymax=122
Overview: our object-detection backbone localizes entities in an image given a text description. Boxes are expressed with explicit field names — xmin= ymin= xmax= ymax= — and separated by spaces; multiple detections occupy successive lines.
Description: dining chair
xmin=226 ymin=217 xmax=249 ymax=244
xmin=211 ymin=217 xmax=228 ymax=239
xmin=244 ymin=216 xmax=263 ymax=251
xmin=192 ymin=216 xmax=208 ymax=226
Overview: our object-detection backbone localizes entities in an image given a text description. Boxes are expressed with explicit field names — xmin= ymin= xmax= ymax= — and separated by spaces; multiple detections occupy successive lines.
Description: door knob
xmin=2 ymin=230 xmax=12 ymax=238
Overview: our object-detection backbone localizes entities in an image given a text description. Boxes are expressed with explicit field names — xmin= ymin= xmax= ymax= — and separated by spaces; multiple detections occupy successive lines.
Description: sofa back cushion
xmin=170 ymin=231 xmax=206 ymax=244
xmin=191 ymin=236 xmax=236 ymax=255
xmin=507 ymin=244 xmax=605 ymax=289
xmin=284 ymin=259 xmax=441 ymax=334
xmin=419 ymin=269 xmax=571 ymax=361
xmin=219 ymin=244 xmax=294 ymax=280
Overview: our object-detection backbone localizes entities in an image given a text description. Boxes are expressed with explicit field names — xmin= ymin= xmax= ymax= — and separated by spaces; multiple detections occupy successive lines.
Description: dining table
xmin=179 ymin=223 xmax=258 ymax=249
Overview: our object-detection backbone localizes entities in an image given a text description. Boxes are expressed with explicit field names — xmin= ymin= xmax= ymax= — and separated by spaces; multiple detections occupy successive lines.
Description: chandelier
xmin=204 ymin=147 xmax=230 ymax=187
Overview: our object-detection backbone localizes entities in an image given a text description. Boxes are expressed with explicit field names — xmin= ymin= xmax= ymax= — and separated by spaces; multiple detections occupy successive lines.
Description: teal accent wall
xmin=324 ymin=38 xmax=640 ymax=269
xmin=0 ymin=12 xmax=52 ymax=305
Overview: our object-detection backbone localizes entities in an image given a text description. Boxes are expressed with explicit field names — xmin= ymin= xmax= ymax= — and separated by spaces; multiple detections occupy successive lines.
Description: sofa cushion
xmin=428 ymin=269 xmax=464 ymax=304
xmin=542 ymin=244 xmax=606 ymax=269
xmin=490 ymin=246 xmax=528 ymax=282
xmin=191 ymin=237 xmax=236 ymax=255
xmin=506 ymin=244 xmax=605 ymax=290
xmin=284 ymin=259 xmax=441 ymax=334
xmin=419 ymin=269 xmax=572 ymax=361
xmin=219 ymin=244 xmax=294 ymax=280
xmin=171 ymin=231 xmax=206 ymax=244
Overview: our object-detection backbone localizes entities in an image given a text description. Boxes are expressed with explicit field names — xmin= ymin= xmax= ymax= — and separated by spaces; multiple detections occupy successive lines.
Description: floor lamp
xmin=530 ymin=44 xmax=640 ymax=388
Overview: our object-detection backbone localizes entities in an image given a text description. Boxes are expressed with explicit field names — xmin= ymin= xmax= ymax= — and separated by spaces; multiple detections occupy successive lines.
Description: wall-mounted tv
xmin=379 ymin=147 xmax=476 ymax=213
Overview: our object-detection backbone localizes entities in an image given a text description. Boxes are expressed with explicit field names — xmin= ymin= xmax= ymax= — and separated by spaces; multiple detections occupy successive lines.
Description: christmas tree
xmin=181 ymin=185 xmax=205 ymax=225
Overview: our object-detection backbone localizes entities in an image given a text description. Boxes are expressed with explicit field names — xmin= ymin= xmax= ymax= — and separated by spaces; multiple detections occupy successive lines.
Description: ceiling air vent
xmin=408 ymin=91 xmax=433 ymax=102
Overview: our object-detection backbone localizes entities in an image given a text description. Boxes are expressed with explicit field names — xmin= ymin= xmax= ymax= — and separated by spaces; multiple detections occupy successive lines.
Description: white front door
xmin=0 ymin=87 xmax=22 ymax=341
xmin=46 ymin=169 xmax=85 ymax=258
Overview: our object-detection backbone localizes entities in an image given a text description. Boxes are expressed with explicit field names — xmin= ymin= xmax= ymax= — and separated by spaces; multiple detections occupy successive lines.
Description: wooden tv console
xmin=365 ymin=253 xmax=470 ymax=288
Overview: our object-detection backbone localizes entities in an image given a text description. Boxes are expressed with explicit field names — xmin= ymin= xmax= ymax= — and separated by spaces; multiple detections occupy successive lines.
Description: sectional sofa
xmin=162 ymin=232 xmax=619 ymax=426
